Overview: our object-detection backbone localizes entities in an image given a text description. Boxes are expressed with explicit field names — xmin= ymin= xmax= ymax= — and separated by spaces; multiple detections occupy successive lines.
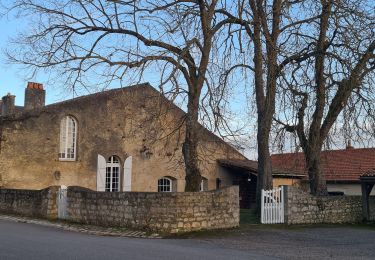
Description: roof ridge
xmin=44 ymin=83 xmax=151 ymax=108
xmin=272 ymin=147 xmax=375 ymax=157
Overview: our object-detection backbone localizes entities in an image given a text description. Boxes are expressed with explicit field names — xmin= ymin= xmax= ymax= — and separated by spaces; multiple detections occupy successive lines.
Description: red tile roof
xmin=271 ymin=148 xmax=375 ymax=182
xmin=361 ymin=168 xmax=375 ymax=178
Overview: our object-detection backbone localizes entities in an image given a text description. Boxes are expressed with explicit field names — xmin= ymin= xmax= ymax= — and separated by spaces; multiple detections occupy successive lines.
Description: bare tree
xmin=275 ymin=0 xmax=375 ymax=195
xmin=220 ymin=0 xmax=320 ymax=209
xmin=4 ymin=0 xmax=240 ymax=191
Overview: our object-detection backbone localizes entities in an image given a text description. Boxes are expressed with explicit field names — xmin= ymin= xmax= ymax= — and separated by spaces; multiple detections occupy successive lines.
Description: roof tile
xmin=271 ymin=148 xmax=375 ymax=181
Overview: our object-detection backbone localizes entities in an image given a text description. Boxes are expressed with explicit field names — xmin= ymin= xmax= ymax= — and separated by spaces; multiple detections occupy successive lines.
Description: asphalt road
xmin=0 ymin=220 xmax=271 ymax=260
xmin=200 ymin=225 xmax=375 ymax=260
xmin=1 ymin=219 xmax=375 ymax=260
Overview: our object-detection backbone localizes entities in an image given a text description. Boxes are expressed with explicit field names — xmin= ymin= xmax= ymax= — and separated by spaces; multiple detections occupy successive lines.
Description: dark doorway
xmin=231 ymin=172 xmax=257 ymax=209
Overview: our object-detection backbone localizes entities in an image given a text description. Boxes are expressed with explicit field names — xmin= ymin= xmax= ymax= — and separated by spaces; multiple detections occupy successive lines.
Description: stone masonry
xmin=0 ymin=83 xmax=245 ymax=192
xmin=0 ymin=186 xmax=59 ymax=219
xmin=284 ymin=186 xmax=363 ymax=224
xmin=66 ymin=186 xmax=240 ymax=233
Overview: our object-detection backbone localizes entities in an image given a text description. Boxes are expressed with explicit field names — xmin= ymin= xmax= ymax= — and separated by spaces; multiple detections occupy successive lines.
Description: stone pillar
xmin=46 ymin=186 xmax=59 ymax=220
xmin=1 ymin=93 xmax=16 ymax=116
xmin=24 ymin=82 xmax=45 ymax=110
xmin=283 ymin=185 xmax=289 ymax=224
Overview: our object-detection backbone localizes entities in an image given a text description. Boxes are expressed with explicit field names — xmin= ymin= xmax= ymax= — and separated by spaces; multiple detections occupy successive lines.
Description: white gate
xmin=58 ymin=186 xmax=68 ymax=219
xmin=261 ymin=186 xmax=284 ymax=224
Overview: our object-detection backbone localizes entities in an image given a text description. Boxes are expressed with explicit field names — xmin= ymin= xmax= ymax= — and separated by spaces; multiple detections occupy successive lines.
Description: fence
xmin=261 ymin=186 xmax=284 ymax=224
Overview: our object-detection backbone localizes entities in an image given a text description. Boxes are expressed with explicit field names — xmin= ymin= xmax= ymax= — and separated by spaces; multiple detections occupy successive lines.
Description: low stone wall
xmin=369 ymin=197 xmax=375 ymax=221
xmin=0 ymin=186 xmax=59 ymax=219
xmin=284 ymin=186 xmax=362 ymax=224
xmin=66 ymin=186 xmax=239 ymax=233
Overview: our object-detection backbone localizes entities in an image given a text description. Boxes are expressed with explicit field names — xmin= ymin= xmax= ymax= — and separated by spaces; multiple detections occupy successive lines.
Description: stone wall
xmin=66 ymin=186 xmax=239 ymax=233
xmin=284 ymin=186 xmax=363 ymax=224
xmin=369 ymin=197 xmax=375 ymax=221
xmin=0 ymin=186 xmax=59 ymax=219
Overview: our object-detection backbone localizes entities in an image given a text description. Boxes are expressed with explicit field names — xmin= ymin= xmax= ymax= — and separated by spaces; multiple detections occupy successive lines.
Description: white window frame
xmin=106 ymin=156 xmax=121 ymax=192
xmin=59 ymin=116 xmax=77 ymax=161
xmin=158 ymin=177 xmax=172 ymax=192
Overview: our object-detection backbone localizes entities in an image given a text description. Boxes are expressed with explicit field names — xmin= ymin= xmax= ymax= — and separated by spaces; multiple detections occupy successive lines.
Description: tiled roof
xmin=217 ymin=159 xmax=305 ymax=178
xmin=271 ymin=148 xmax=375 ymax=182
xmin=361 ymin=168 xmax=375 ymax=178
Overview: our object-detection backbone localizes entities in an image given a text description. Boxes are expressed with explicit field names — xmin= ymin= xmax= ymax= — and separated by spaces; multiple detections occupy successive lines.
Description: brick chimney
xmin=1 ymin=93 xmax=16 ymax=116
xmin=24 ymin=82 xmax=45 ymax=110
xmin=346 ymin=140 xmax=354 ymax=149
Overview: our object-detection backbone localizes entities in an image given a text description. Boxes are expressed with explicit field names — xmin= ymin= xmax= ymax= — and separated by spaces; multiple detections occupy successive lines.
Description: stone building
xmin=0 ymin=82 xmax=248 ymax=192
xmin=0 ymin=82 xmax=304 ymax=209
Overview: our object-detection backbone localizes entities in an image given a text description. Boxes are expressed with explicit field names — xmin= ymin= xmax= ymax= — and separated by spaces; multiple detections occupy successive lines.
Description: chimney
xmin=24 ymin=82 xmax=45 ymax=110
xmin=1 ymin=93 xmax=16 ymax=116
xmin=346 ymin=140 xmax=354 ymax=150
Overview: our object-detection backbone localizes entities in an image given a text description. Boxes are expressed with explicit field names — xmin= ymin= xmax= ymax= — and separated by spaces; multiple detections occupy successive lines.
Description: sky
xmin=0 ymin=13 xmax=82 ymax=106
xmin=0 ymin=2 xmax=371 ymax=156
xmin=0 ymin=12 xmax=257 ymax=158
xmin=0 ymin=16 xmax=31 ymax=106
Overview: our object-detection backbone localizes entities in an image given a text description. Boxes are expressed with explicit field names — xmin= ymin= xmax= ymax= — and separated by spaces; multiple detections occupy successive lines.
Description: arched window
xmin=106 ymin=156 xmax=120 ymax=192
xmin=59 ymin=116 xmax=77 ymax=161
xmin=158 ymin=177 xmax=173 ymax=192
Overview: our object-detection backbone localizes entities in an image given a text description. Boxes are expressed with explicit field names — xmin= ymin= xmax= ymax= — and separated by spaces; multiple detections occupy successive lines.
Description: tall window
xmin=158 ymin=177 xmax=172 ymax=192
xmin=59 ymin=116 xmax=77 ymax=161
xmin=106 ymin=156 xmax=120 ymax=192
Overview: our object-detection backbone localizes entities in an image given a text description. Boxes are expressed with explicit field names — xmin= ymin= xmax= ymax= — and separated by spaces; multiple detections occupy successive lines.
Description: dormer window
xmin=59 ymin=116 xmax=77 ymax=161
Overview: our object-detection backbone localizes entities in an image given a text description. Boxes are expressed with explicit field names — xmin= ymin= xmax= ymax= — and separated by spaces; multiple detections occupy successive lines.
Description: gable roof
xmin=0 ymin=82 xmax=245 ymax=160
xmin=271 ymin=148 xmax=375 ymax=182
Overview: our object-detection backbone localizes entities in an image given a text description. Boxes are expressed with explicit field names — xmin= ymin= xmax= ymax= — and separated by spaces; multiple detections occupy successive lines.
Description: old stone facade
xmin=0 ymin=83 xmax=245 ymax=193
xmin=67 ymin=186 xmax=239 ymax=233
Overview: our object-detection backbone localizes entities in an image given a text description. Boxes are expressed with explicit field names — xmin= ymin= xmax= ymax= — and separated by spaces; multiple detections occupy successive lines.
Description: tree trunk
xmin=305 ymin=148 xmax=328 ymax=196
xmin=183 ymin=93 xmax=202 ymax=192
xmin=250 ymin=0 xmax=274 ymax=212
xmin=256 ymin=117 xmax=273 ymax=212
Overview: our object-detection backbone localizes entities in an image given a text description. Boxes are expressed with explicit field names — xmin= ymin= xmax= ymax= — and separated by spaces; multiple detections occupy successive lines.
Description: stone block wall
xmin=66 ymin=186 xmax=239 ymax=233
xmin=0 ymin=186 xmax=59 ymax=219
xmin=284 ymin=186 xmax=362 ymax=224
xmin=369 ymin=197 xmax=375 ymax=221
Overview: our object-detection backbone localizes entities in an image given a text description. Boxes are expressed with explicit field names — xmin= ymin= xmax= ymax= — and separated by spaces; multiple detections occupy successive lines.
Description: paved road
xmin=0 ymin=220 xmax=271 ymax=260
xmin=199 ymin=225 xmax=375 ymax=260
xmin=1 ymin=220 xmax=375 ymax=260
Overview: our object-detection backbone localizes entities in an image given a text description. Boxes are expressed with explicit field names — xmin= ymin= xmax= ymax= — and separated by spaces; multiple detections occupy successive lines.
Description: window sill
xmin=58 ymin=158 xmax=77 ymax=162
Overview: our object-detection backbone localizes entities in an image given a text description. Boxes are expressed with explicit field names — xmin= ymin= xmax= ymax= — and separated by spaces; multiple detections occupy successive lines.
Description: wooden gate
xmin=261 ymin=186 xmax=284 ymax=224
xmin=58 ymin=186 xmax=68 ymax=219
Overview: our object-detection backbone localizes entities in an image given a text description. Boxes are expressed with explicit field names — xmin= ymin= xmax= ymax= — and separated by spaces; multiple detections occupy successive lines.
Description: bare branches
xmin=273 ymin=0 xmax=375 ymax=194
xmin=4 ymin=0 xmax=246 ymax=191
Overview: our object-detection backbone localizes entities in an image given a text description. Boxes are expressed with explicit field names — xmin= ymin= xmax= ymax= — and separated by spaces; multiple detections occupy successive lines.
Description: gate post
xmin=282 ymin=185 xmax=288 ymax=224
xmin=58 ymin=185 xmax=68 ymax=220
xmin=261 ymin=189 xmax=265 ymax=223
xmin=46 ymin=186 xmax=60 ymax=220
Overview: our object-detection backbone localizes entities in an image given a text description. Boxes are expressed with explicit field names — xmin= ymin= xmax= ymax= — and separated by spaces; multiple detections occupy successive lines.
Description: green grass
xmin=240 ymin=209 xmax=259 ymax=225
